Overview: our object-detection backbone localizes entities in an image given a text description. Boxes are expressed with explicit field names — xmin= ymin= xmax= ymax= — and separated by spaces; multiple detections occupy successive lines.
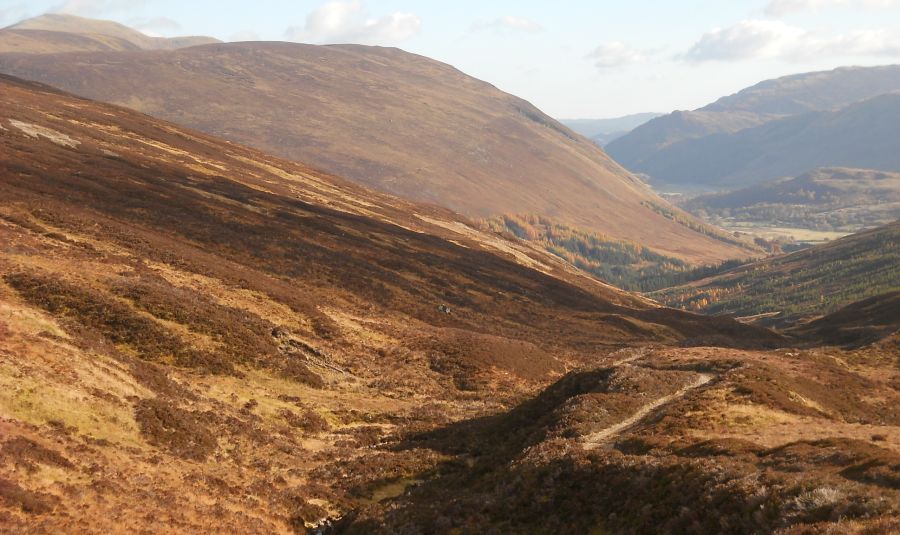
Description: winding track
xmin=582 ymin=348 xmax=714 ymax=450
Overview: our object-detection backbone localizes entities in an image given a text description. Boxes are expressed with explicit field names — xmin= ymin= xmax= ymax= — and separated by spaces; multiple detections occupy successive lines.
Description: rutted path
xmin=582 ymin=348 xmax=714 ymax=450
xmin=607 ymin=346 xmax=649 ymax=367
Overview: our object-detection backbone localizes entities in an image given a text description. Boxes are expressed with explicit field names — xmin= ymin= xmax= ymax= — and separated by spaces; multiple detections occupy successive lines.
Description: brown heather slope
xmin=338 ymin=346 xmax=900 ymax=534
xmin=0 ymin=14 xmax=220 ymax=53
xmin=0 ymin=75 xmax=781 ymax=533
xmin=0 ymin=25 xmax=754 ymax=264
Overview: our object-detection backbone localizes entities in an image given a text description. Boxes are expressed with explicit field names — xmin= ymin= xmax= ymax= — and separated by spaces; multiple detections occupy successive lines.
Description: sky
xmin=1 ymin=0 xmax=900 ymax=118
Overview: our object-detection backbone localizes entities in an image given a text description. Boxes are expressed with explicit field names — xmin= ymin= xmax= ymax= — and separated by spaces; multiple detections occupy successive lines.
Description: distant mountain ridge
xmin=684 ymin=167 xmax=900 ymax=233
xmin=606 ymin=65 xmax=900 ymax=191
xmin=629 ymin=93 xmax=900 ymax=191
xmin=0 ymin=17 xmax=753 ymax=264
xmin=562 ymin=112 xmax=662 ymax=146
xmin=0 ymin=14 xmax=220 ymax=53
xmin=701 ymin=65 xmax=900 ymax=115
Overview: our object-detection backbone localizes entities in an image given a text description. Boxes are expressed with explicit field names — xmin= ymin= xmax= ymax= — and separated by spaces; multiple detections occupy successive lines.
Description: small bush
xmin=134 ymin=398 xmax=217 ymax=461
xmin=280 ymin=360 xmax=325 ymax=389
xmin=4 ymin=271 xmax=233 ymax=374
xmin=281 ymin=409 xmax=330 ymax=433
xmin=0 ymin=478 xmax=59 ymax=515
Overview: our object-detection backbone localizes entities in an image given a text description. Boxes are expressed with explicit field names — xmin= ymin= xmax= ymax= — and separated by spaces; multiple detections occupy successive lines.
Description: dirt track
xmin=582 ymin=355 xmax=714 ymax=449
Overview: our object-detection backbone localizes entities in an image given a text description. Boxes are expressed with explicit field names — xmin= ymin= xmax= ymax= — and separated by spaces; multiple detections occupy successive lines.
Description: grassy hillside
xmin=653 ymin=222 xmax=900 ymax=324
xmin=0 ymin=74 xmax=786 ymax=533
xmin=0 ymin=22 xmax=752 ymax=264
xmin=684 ymin=167 xmax=900 ymax=236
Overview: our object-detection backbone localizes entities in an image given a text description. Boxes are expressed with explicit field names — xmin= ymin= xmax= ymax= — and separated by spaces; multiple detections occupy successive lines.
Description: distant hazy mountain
xmin=562 ymin=112 xmax=662 ymax=145
xmin=0 ymin=14 xmax=220 ymax=53
xmin=607 ymin=65 xmax=900 ymax=191
xmin=685 ymin=167 xmax=900 ymax=232
xmin=623 ymin=92 xmax=900 ymax=191
xmin=0 ymin=17 xmax=752 ymax=264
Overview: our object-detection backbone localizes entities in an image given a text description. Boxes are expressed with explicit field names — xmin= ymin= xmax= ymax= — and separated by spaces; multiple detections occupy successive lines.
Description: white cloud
xmin=685 ymin=20 xmax=805 ymax=61
xmin=51 ymin=0 xmax=147 ymax=17
xmin=684 ymin=19 xmax=900 ymax=62
xmin=473 ymin=15 xmax=543 ymax=33
xmin=587 ymin=41 xmax=648 ymax=69
xmin=0 ymin=3 xmax=32 ymax=26
xmin=285 ymin=1 xmax=420 ymax=45
xmin=129 ymin=16 xmax=180 ymax=35
xmin=229 ymin=30 xmax=261 ymax=42
xmin=497 ymin=15 xmax=542 ymax=32
xmin=766 ymin=0 xmax=900 ymax=16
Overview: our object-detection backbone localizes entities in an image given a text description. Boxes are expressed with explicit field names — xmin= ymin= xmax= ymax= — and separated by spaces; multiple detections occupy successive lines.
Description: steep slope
xmin=627 ymin=94 xmax=900 ymax=191
xmin=0 ymin=75 xmax=782 ymax=532
xmin=653 ymin=222 xmax=900 ymax=326
xmin=607 ymin=65 xmax=900 ymax=191
xmin=0 ymin=32 xmax=752 ymax=264
xmin=684 ymin=167 xmax=900 ymax=233
xmin=0 ymin=14 xmax=220 ymax=53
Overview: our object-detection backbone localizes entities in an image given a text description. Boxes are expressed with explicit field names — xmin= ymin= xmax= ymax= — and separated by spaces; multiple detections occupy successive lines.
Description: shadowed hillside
xmin=0 ymin=20 xmax=753 ymax=264
xmin=789 ymin=291 xmax=900 ymax=348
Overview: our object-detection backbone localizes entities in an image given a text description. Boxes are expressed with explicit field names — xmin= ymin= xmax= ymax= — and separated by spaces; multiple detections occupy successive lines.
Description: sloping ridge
xmin=687 ymin=167 xmax=900 ymax=211
xmin=702 ymin=64 xmax=900 ymax=115
xmin=683 ymin=167 xmax=900 ymax=231
xmin=0 ymin=30 xmax=751 ymax=264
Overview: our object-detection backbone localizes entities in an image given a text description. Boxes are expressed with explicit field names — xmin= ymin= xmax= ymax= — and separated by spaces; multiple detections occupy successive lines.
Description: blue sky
xmin=2 ymin=0 xmax=900 ymax=118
